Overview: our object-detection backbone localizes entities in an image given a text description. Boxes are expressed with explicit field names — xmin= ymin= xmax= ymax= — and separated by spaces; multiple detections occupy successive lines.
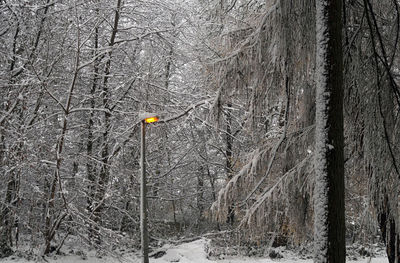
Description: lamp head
xmin=144 ymin=116 xmax=159 ymax=123
xmin=139 ymin=112 xmax=159 ymax=123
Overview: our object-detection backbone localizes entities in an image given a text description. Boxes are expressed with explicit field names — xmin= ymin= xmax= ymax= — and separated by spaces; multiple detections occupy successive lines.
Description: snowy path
xmin=2 ymin=239 xmax=388 ymax=263
xmin=150 ymin=239 xmax=388 ymax=263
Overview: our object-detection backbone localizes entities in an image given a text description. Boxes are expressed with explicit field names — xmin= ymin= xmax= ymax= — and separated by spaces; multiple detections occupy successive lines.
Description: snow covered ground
xmin=2 ymin=239 xmax=388 ymax=263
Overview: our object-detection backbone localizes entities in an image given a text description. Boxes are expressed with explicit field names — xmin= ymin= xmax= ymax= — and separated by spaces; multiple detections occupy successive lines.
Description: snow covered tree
xmin=207 ymin=0 xmax=317 ymax=245
xmin=344 ymin=0 xmax=400 ymax=261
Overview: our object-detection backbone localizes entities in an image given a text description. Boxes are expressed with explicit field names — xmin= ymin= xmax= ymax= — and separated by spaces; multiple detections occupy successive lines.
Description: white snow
xmin=152 ymin=239 xmax=211 ymax=263
xmin=2 ymin=239 xmax=389 ymax=263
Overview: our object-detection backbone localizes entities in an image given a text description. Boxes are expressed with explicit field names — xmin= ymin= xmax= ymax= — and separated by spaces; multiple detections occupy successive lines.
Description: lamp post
xmin=138 ymin=112 xmax=159 ymax=263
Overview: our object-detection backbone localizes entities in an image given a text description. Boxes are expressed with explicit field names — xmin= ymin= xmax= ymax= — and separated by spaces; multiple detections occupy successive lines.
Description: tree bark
xmin=87 ymin=3 xmax=99 ymax=242
xmin=0 ymin=175 xmax=16 ymax=258
xmin=378 ymin=195 xmax=400 ymax=263
xmin=90 ymin=0 xmax=122 ymax=244
xmin=313 ymin=0 xmax=345 ymax=262
xmin=226 ymin=103 xmax=234 ymax=225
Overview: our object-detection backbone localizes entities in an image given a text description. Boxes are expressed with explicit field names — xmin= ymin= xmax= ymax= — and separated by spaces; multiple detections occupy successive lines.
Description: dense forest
xmin=0 ymin=0 xmax=399 ymax=262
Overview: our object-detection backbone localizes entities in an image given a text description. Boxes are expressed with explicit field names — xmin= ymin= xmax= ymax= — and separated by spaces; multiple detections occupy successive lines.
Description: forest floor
xmin=2 ymin=238 xmax=388 ymax=263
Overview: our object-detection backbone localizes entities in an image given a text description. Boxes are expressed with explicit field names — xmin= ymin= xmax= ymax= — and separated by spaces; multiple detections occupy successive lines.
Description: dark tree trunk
xmin=86 ymin=0 xmax=100 ymax=244
xmin=378 ymin=196 xmax=400 ymax=263
xmin=226 ymin=103 xmax=234 ymax=225
xmin=197 ymin=166 xmax=205 ymax=223
xmin=313 ymin=0 xmax=345 ymax=262
xmin=0 ymin=175 xmax=16 ymax=258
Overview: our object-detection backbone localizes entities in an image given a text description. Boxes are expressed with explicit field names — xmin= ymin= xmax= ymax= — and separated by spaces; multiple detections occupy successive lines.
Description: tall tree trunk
xmin=313 ymin=0 xmax=345 ymax=262
xmin=378 ymin=195 xmax=400 ymax=263
xmin=0 ymin=104 xmax=17 ymax=258
xmin=87 ymin=3 xmax=99 ymax=242
xmin=42 ymin=10 xmax=81 ymax=254
xmin=225 ymin=103 xmax=234 ymax=225
xmin=196 ymin=165 xmax=205 ymax=224
xmin=92 ymin=0 xmax=122 ymax=244
xmin=0 ymin=175 xmax=16 ymax=258
xmin=0 ymin=15 xmax=21 ymax=258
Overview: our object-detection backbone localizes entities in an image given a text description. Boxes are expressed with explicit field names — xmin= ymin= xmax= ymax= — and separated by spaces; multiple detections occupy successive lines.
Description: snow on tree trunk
xmin=314 ymin=0 xmax=345 ymax=262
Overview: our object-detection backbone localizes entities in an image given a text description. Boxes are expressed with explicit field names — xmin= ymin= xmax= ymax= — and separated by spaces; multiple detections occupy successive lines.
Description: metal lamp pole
xmin=139 ymin=112 xmax=158 ymax=263
xmin=140 ymin=119 xmax=149 ymax=263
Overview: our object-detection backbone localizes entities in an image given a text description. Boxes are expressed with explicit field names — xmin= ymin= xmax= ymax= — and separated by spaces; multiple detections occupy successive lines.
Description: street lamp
xmin=138 ymin=112 xmax=159 ymax=263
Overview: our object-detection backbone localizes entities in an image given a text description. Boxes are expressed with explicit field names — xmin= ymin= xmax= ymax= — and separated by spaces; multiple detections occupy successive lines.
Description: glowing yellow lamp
xmin=144 ymin=116 xmax=159 ymax=123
